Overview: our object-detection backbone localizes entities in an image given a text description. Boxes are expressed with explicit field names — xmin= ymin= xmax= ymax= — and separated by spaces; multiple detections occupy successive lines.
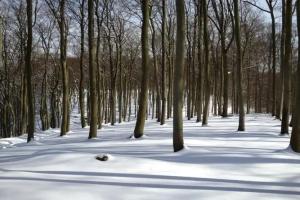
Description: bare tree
xmin=134 ymin=0 xmax=150 ymax=138
xmin=45 ymin=0 xmax=70 ymax=136
xmin=26 ymin=0 xmax=35 ymax=142
xmin=281 ymin=0 xmax=292 ymax=135
xmin=202 ymin=0 xmax=210 ymax=126
xmin=290 ymin=0 xmax=300 ymax=153
xmin=233 ymin=0 xmax=245 ymax=131
xmin=160 ymin=0 xmax=166 ymax=125
xmin=196 ymin=0 xmax=203 ymax=123
xmin=88 ymin=0 xmax=98 ymax=138
xmin=173 ymin=0 xmax=185 ymax=152
xmin=211 ymin=0 xmax=234 ymax=117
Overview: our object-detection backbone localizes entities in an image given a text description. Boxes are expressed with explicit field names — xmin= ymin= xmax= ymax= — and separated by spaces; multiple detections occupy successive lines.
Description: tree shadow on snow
xmin=0 ymin=172 xmax=300 ymax=196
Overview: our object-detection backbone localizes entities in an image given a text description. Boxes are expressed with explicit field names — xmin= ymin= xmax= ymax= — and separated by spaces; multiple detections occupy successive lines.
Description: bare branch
xmin=242 ymin=0 xmax=271 ymax=13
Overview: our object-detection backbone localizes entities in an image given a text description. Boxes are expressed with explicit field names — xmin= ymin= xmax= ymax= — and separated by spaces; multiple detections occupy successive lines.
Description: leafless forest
xmin=0 ymin=0 xmax=299 ymax=153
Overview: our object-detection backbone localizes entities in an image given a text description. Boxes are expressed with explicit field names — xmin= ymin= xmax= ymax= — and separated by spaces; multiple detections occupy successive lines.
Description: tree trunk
xmin=221 ymin=34 xmax=229 ymax=117
xmin=270 ymin=4 xmax=276 ymax=116
xmin=276 ymin=0 xmax=286 ymax=119
xmin=95 ymin=0 xmax=103 ymax=129
xmin=281 ymin=0 xmax=292 ymax=135
xmin=21 ymin=73 xmax=28 ymax=134
xmin=106 ymin=5 xmax=116 ymax=126
xmin=40 ymin=59 xmax=49 ymax=131
xmin=26 ymin=0 xmax=35 ymax=142
xmin=118 ymin=50 xmax=123 ymax=124
xmin=161 ymin=0 xmax=166 ymax=125
xmin=233 ymin=0 xmax=245 ymax=131
xmin=290 ymin=0 xmax=300 ymax=152
xmin=167 ymin=15 xmax=174 ymax=119
xmin=196 ymin=0 xmax=203 ymax=123
xmin=191 ymin=14 xmax=197 ymax=118
xmin=173 ymin=0 xmax=185 ymax=152
xmin=186 ymin=9 xmax=192 ymax=120
xmin=88 ymin=0 xmax=98 ymax=139
xmin=202 ymin=0 xmax=210 ymax=126
xmin=79 ymin=0 xmax=86 ymax=128
xmin=150 ymin=17 xmax=161 ymax=122
xmin=133 ymin=0 xmax=150 ymax=138
xmin=60 ymin=0 xmax=69 ymax=136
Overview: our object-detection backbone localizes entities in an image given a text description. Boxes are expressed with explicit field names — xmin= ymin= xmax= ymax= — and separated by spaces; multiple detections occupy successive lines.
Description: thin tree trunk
xmin=191 ymin=12 xmax=197 ymax=118
xmin=95 ymin=0 xmax=103 ymax=129
xmin=202 ymin=0 xmax=210 ymax=126
xmin=186 ymin=8 xmax=192 ymax=120
xmin=167 ymin=14 xmax=174 ymax=119
xmin=276 ymin=0 xmax=286 ymax=119
xmin=150 ymin=17 xmax=161 ymax=122
xmin=60 ymin=0 xmax=69 ymax=136
xmin=221 ymin=34 xmax=229 ymax=117
xmin=161 ymin=0 xmax=166 ymax=125
xmin=26 ymin=0 xmax=35 ymax=142
xmin=21 ymin=73 xmax=27 ymax=134
xmin=196 ymin=0 xmax=203 ymax=123
xmin=79 ymin=0 xmax=86 ymax=128
xmin=270 ymin=3 xmax=276 ymax=116
xmin=118 ymin=35 xmax=123 ymax=124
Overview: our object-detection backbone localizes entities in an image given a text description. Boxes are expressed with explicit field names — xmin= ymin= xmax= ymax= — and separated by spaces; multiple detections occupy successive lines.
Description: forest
xmin=0 ymin=0 xmax=300 ymax=199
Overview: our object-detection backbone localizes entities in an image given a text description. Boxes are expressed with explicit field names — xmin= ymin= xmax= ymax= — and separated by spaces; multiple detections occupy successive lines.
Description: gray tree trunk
xmin=59 ymin=0 xmax=70 ymax=136
xmin=233 ymin=0 xmax=245 ymax=131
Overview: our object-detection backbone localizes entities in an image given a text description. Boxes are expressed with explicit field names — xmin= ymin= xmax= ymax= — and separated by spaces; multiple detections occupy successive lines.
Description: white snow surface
xmin=0 ymin=113 xmax=300 ymax=200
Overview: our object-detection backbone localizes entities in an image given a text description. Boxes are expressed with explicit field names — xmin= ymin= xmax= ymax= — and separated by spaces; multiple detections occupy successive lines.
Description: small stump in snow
xmin=96 ymin=154 xmax=109 ymax=161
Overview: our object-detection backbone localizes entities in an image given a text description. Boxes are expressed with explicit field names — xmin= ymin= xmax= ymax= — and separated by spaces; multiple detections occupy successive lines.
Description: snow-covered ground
xmin=0 ymin=113 xmax=299 ymax=200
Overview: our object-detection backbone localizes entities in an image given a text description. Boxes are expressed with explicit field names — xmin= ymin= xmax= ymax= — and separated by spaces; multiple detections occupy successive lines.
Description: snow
xmin=0 ymin=113 xmax=300 ymax=200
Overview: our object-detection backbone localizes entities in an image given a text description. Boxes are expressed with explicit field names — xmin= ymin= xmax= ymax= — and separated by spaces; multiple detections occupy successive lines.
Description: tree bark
xmin=233 ymin=0 xmax=245 ymax=131
xmin=133 ymin=0 xmax=150 ymax=138
xmin=290 ymin=0 xmax=300 ymax=152
xmin=26 ymin=0 xmax=35 ymax=142
xmin=161 ymin=0 xmax=166 ymax=125
xmin=95 ymin=0 xmax=103 ymax=129
xmin=88 ymin=0 xmax=98 ymax=139
xmin=269 ymin=1 xmax=276 ymax=116
xmin=60 ymin=0 xmax=69 ymax=136
xmin=150 ymin=16 xmax=161 ymax=122
xmin=173 ymin=0 xmax=185 ymax=152
xmin=79 ymin=0 xmax=86 ymax=128
xmin=196 ymin=0 xmax=203 ymax=123
xmin=281 ymin=0 xmax=292 ymax=135
xmin=202 ymin=0 xmax=210 ymax=126
xmin=276 ymin=0 xmax=286 ymax=119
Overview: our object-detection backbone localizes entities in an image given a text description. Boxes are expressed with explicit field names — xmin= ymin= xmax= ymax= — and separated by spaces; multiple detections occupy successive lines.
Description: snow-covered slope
xmin=0 ymin=114 xmax=299 ymax=200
